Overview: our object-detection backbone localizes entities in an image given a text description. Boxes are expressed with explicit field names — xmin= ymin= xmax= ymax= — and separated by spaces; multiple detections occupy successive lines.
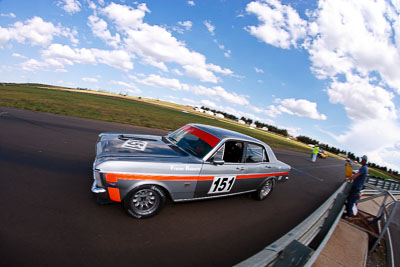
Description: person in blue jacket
xmin=344 ymin=155 xmax=368 ymax=217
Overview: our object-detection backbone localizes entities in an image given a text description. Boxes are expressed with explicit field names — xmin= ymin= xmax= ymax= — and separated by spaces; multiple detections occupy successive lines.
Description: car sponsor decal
xmin=208 ymin=176 xmax=236 ymax=194
xmin=105 ymin=172 xmax=289 ymax=183
xmin=170 ymin=165 xmax=201 ymax=172
xmin=181 ymin=125 xmax=220 ymax=147
xmin=121 ymin=139 xmax=148 ymax=151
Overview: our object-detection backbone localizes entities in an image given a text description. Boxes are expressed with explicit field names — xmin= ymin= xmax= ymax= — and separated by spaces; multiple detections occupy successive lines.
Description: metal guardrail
xmin=236 ymin=175 xmax=400 ymax=267
xmin=359 ymin=183 xmax=399 ymax=267
xmin=365 ymin=175 xmax=400 ymax=192
xmin=235 ymin=182 xmax=351 ymax=267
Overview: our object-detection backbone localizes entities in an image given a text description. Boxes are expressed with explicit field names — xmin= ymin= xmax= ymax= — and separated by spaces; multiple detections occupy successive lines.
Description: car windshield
xmin=167 ymin=126 xmax=217 ymax=158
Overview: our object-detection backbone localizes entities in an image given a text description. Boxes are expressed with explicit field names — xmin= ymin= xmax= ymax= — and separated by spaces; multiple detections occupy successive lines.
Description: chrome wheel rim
xmin=260 ymin=180 xmax=272 ymax=197
xmin=132 ymin=189 xmax=159 ymax=215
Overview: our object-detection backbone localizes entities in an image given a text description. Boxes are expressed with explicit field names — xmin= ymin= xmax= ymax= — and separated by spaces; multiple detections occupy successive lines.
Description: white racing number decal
xmin=122 ymin=140 xmax=148 ymax=151
xmin=208 ymin=176 xmax=236 ymax=194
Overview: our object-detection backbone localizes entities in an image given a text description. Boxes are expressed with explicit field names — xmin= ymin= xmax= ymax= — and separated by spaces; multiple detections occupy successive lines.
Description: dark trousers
xmin=345 ymin=186 xmax=360 ymax=216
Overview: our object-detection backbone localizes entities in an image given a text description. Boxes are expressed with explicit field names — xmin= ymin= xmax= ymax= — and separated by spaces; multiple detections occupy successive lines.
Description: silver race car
xmin=92 ymin=124 xmax=291 ymax=218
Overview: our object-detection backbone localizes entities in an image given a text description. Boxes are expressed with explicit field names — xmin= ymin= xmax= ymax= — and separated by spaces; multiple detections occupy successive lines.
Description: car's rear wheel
xmin=124 ymin=185 xmax=166 ymax=219
xmin=253 ymin=179 xmax=274 ymax=200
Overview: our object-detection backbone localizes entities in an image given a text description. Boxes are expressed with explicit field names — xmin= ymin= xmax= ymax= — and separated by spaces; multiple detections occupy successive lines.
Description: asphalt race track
xmin=0 ymin=107 xmax=345 ymax=266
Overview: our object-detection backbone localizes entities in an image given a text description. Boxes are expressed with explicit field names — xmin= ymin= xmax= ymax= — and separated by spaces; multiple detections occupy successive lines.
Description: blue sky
xmin=1 ymin=0 xmax=400 ymax=171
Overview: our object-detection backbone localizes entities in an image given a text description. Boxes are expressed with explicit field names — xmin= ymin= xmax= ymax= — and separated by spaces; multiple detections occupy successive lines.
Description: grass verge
xmin=1 ymin=84 xmax=317 ymax=154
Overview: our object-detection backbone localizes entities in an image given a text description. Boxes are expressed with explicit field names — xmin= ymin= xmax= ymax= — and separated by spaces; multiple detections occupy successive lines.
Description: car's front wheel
xmin=253 ymin=179 xmax=274 ymax=200
xmin=124 ymin=185 xmax=166 ymax=219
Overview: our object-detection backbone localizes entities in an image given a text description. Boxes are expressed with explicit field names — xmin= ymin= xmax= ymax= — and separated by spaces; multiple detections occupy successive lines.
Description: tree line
xmin=200 ymin=106 xmax=289 ymax=136
xmin=297 ymin=136 xmax=399 ymax=176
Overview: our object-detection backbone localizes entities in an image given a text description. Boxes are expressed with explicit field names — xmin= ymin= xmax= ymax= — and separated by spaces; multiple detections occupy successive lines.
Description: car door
xmin=194 ymin=140 xmax=246 ymax=198
xmin=241 ymin=142 xmax=276 ymax=191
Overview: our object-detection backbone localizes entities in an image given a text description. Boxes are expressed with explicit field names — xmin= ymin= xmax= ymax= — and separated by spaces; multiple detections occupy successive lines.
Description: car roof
xmin=188 ymin=123 xmax=261 ymax=143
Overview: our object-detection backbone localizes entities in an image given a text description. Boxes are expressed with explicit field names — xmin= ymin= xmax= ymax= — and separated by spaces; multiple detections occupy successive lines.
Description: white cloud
xmin=305 ymin=1 xmax=400 ymax=92
xmin=88 ymin=14 xmax=120 ymax=48
xmin=245 ymin=0 xmax=400 ymax=170
xmin=130 ymin=74 xmax=249 ymax=106
xmin=193 ymin=85 xmax=249 ymax=106
xmin=206 ymin=64 xmax=233 ymax=76
xmin=102 ymin=2 xmax=149 ymax=30
xmin=99 ymin=2 xmax=232 ymax=83
xmin=172 ymin=69 xmax=183 ymax=76
xmin=213 ymin=39 xmax=231 ymax=58
xmin=276 ymin=98 xmax=327 ymax=120
xmin=282 ymin=125 xmax=302 ymax=137
xmin=130 ymin=74 xmax=184 ymax=91
xmin=0 ymin=16 xmax=78 ymax=47
xmin=173 ymin=21 xmax=192 ymax=34
xmin=327 ymin=75 xmax=396 ymax=121
xmin=12 ymin=53 xmax=27 ymax=59
xmin=201 ymin=99 xmax=217 ymax=108
xmin=38 ymin=43 xmax=133 ymax=71
xmin=82 ymin=77 xmax=98 ymax=83
xmin=304 ymin=0 xmax=400 ymax=169
xmin=21 ymin=59 xmax=47 ymax=71
xmin=254 ymin=67 xmax=264 ymax=73
xmin=183 ymin=64 xmax=218 ymax=83
xmin=188 ymin=1 xmax=195 ymax=6
xmin=178 ymin=21 xmax=192 ymax=31
xmin=88 ymin=0 xmax=97 ymax=9
xmin=20 ymin=56 xmax=70 ymax=72
xmin=256 ymin=98 xmax=326 ymax=120
xmin=225 ymin=106 xmax=275 ymax=125
xmin=335 ymin=119 xmax=400 ymax=170
xmin=245 ymin=0 xmax=307 ymax=49
xmin=204 ymin=20 xmax=215 ymax=35
xmin=58 ymin=0 xmax=81 ymax=14
xmin=1 ymin=13 xmax=16 ymax=18
xmin=110 ymin=80 xmax=141 ymax=94
xmin=94 ymin=49 xmax=133 ymax=71
xmin=263 ymin=105 xmax=282 ymax=118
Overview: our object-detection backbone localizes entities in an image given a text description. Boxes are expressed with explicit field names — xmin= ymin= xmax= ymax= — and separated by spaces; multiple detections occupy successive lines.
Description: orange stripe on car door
xmin=105 ymin=173 xmax=214 ymax=182
xmin=106 ymin=172 xmax=288 ymax=182
xmin=237 ymin=172 xmax=289 ymax=179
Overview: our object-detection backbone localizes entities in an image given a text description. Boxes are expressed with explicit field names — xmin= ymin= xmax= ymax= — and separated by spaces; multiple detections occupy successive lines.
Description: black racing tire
xmin=123 ymin=185 xmax=166 ymax=219
xmin=253 ymin=179 xmax=275 ymax=201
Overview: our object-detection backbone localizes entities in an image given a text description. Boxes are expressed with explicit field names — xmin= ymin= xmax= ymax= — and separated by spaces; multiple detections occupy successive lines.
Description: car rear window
xmin=245 ymin=143 xmax=269 ymax=163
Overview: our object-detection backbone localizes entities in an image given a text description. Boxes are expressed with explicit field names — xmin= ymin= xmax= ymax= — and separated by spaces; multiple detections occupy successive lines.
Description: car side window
xmin=246 ymin=143 xmax=269 ymax=163
xmin=222 ymin=141 xmax=244 ymax=163
xmin=212 ymin=144 xmax=225 ymax=161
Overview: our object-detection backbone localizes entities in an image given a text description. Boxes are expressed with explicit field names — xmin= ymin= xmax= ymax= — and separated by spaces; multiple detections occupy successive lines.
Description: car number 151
xmin=208 ymin=176 xmax=236 ymax=194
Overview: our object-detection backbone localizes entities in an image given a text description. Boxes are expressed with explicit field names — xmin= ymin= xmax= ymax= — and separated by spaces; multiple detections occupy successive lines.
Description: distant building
xmin=215 ymin=113 xmax=224 ymax=119
xmin=238 ymin=120 xmax=245 ymax=125
xmin=261 ymin=127 xmax=269 ymax=131
xmin=205 ymin=110 xmax=214 ymax=116
xmin=194 ymin=107 xmax=205 ymax=113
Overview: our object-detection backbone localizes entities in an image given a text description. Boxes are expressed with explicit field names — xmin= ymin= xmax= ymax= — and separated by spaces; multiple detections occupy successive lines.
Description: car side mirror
xmin=212 ymin=159 xmax=225 ymax=165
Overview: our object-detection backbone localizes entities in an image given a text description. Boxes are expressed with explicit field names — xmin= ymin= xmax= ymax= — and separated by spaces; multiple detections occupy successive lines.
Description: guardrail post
xmin=376 ymin=194 xmax=389 ymax=219
xmin=272 ymin=240 xmax=312 ymax=267
xmin=370 ymin=201 xmax=399 ymax=253
xmin=308 ymin=193 xmax=347 ymax=250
